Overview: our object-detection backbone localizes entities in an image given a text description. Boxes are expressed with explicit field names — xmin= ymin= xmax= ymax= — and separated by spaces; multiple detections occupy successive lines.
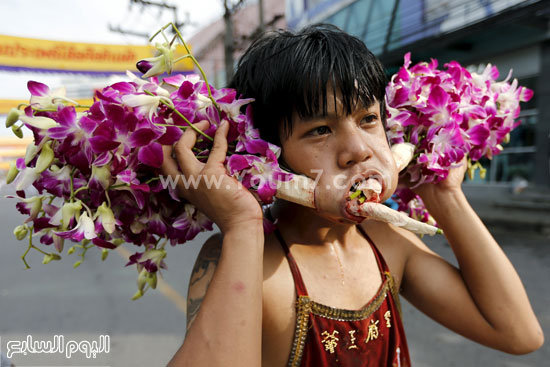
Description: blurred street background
xmin=1 ymin=0 xmax=549 ymax=366
xmin=0 ymin=183 xmax=549 ymax=366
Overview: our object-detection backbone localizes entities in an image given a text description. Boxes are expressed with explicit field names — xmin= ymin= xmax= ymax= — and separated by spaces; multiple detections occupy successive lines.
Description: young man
xmin=163 ymin=24 xmax=543 ymax=366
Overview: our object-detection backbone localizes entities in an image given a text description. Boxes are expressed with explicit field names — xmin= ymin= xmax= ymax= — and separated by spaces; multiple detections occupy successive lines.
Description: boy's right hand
xmin=161 ymin=120 xmax=263 ymax=234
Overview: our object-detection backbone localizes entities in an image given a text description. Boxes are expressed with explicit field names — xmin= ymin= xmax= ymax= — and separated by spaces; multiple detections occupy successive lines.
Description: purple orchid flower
xmin=386 ymin=52 xmax=532 ymax=222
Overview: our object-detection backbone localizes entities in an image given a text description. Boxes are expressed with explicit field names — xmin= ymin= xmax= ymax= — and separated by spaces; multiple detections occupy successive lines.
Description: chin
xmin=310 ymin=201 xmax=365 ymax=226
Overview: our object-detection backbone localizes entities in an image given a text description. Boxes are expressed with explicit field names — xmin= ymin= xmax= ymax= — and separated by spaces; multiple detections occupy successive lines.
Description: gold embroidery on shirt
xmin=287 ymin=273 xmax=398 ymax=366
xmin=321 ymin=330 xmax=340 ymax=354
xmin=365 ymin=319 xmax=380 ymax=343
xmin=309 ymin=280 xmax=389 ymax=321
xmin=288 ymin=296 xmax=312 ymax=367
xmin=348 ymin=330 xmax=358 ymax=349
xmin=384 ymin=310 xmax=392 ymax=328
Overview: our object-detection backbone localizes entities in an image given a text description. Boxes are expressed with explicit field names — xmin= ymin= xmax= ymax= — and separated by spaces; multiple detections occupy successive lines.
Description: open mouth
xmin=347 ymin=175 xmax=383 ymax=204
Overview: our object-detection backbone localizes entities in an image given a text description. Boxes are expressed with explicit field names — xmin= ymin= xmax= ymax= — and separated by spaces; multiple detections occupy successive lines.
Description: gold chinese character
xmin=321 ymin=330 xmax=339 ymax=354
xmin=384 ymin=310 xmax=392 ymax=328
xmin=348 ymin=330 xmax=358 ymax=349
xmin=365 ymin=319 xmax=380 ymax=343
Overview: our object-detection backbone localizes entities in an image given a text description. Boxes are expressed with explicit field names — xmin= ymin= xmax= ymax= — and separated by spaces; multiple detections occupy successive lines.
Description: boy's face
xmin=280 ymin=94 xmax=398 ymax=224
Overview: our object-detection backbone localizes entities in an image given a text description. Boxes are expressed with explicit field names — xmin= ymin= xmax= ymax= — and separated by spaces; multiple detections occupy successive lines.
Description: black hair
xmin=229 ymin=23 xmax=388 ymax=146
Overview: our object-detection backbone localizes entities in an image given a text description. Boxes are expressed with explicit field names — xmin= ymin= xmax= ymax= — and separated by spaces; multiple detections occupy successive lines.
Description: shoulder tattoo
xmin=189 ymin=241 xmax=221 ymax=287
xmin=186 ymin=239 xmax=222 ymax=331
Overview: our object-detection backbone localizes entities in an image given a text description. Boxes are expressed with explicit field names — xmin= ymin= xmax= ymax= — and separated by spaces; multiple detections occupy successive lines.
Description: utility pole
xmin=222 ymin=0 xmax=247 ymax=83
xmin=224 ymin=0 xmax=235 ymax=83
xmin=259 ymin=0 xmax=265 ymax=33
xmin=109 ymin=0 xmax=187 ymax=40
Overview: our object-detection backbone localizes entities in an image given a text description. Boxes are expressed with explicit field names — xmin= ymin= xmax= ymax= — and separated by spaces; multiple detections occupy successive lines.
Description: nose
xmin=337 ymin=124 xmax=373 ymax=168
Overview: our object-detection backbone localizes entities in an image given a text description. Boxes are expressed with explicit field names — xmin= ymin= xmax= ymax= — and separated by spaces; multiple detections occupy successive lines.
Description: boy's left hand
xmin=410 ymin=158 xmax=468 ymax=202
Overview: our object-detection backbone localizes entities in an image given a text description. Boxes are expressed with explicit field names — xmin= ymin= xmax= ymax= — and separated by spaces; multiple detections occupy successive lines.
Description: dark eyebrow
xmin=299 ymin=112 xmax=338 ymax=124
xmin=363 ymin=100 xmax=378 ymax=110
xmin=297 ymin=99 xmax=379 ymax=125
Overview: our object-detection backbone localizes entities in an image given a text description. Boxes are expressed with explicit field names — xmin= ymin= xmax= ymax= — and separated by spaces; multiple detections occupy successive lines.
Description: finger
xmin=161 ymin=145 xmax=179 ymax=177
xmin=177 ymin=120 xmax=210 ymax=151
xmin=161 ymin=145 xmax=189 ymax=186
xmin=160 ymin=145 xmax=190 ymax=198
xmin=206 ymin=120 xmax=229 ymax=166
xmin=174 ymin=120 xmax=210 ymax=173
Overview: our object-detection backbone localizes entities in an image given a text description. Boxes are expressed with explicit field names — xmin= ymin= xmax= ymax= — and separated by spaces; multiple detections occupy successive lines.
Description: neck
xmin=271 ymin=200 xmax=359 ymax=248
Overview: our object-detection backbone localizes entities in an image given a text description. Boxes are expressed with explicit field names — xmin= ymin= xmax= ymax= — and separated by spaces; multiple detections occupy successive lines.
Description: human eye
xmin=308 ymin=125 xmax=331 ymax=136
xmin=360 ymin=114 xmax=379 ymax=126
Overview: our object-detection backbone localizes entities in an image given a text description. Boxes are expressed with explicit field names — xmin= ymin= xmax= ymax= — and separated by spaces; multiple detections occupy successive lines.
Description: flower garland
xmin=5 ymin=24 xmax=291 ymax=299
xmin=385 ymin=53 xmax=533 ymax=223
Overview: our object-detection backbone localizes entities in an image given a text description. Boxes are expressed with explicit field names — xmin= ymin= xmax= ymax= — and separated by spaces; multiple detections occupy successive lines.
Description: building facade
xmin=189 ymin=0 xmax=286 ymax=88
xmin=287 ymin=0 xmax=549 ymax=189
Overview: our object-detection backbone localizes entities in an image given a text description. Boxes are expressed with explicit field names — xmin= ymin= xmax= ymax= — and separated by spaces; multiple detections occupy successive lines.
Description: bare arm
xmin=162 ymin=121 xmax=265 ymax=367
xmin=401 ymin=165 xmax=544 ymax=354
xmin=168 ymin=225 xmax=264 ymax=367
xmin=185 ymin=234 xmax=222 ymax=333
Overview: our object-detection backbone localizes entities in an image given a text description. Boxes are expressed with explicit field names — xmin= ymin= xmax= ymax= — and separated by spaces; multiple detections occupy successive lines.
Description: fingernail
xmin=220 ymin=120 xmax=228 ymax=127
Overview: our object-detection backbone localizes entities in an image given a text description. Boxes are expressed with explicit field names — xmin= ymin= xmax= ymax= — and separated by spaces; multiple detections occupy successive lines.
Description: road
xmin=0 ymin=184 xmax=548 ymax=366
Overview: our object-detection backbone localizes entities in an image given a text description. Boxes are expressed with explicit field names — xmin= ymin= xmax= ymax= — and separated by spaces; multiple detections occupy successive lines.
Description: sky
xmin=0 ymin=0 xmax=225 ymax=135
xmin=0 ymin=0 xmax=223 ymax=44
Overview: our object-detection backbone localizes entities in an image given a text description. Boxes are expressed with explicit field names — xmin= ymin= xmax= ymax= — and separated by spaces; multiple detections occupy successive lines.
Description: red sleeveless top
xmin=275 ymin=227 xmax=411 ymax=367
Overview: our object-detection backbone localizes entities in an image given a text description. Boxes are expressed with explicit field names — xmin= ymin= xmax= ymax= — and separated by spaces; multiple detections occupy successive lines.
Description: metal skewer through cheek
xmin=274 ymin=142 xmax=442 ymax=236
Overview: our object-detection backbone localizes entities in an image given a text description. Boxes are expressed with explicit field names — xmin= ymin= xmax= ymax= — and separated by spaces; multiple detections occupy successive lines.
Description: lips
xmin=346 ymin=172 xmax=385 ymax=202
xmin=342 ymin=172 xmax=385 ymax=220
xmin=342 ymin=201 xmax=366 ymax=223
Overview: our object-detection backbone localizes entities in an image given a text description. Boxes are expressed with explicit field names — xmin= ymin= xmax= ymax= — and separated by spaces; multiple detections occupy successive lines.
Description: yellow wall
xmin=0 ymin=34 xmax=194 ymax=73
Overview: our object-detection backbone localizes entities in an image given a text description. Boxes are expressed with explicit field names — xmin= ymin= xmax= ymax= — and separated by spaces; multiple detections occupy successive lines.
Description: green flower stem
xmin=109 ymin=177 xmax=158 ymax=190
xmin=52 ymin=96 xmax=79 ymax=105
xmin=109 ymin=183 xmax=128 ymax=190
xmin=69 ymin=167 xmax=77 ymax=202
xmin=154 ymin=123 xmax=188 ymax=128
xmin=144 ymin=90 xmax=213 ymax=142
xmin=160 ymin=101 xmax=213 ymax=141
xmin=145 ymin=177 xmax=159 ymax=184
xmin=31 ymin=244 xmax=49 ymax=256
xmin=105 ymin=190 xmax=112 ymax=208
xmin=173 ymin=55 xmax=192 ymax=63
xmin=73 ymin=186 xmax=88 ymax=196
xmin=77 ymin=242 xmax=92 ymax=264
xmin=149 ymin=23 xmax=172 ymax=42
xmin=21 ymin=227 xmax=33 ymax=269
xmin=162 ymin=23 xmax=220 ymax=111
xmin=80 ymin=201 xmax=94 ymax=218
xmin=19 ymin=228 xmax=53 ymax=268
